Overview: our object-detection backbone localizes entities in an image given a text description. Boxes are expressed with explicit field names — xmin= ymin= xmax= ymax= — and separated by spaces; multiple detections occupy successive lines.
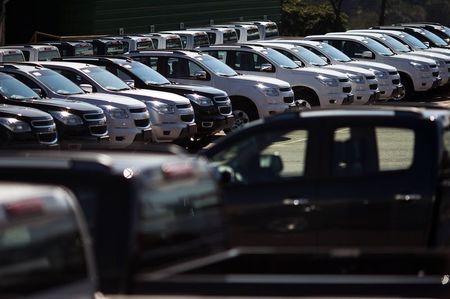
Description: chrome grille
xmin=339 ymin=78 xmax=349 ymax=83
xmin=213 ymin=96 xmax=229 ymax=103
xmin=279 ymin=87 xmax=292 ymax=92
xmin=176 ymin=104 xmax=191 ymax=109
xmin=130 ymin=107 xmax=147 ymax=113
xmin=84 ymin=113 xmax=104 ymax=121
xmin=181 ymin=114 xmax=194 ymax=122
xmin=31 ymin=119 xmax=54 ymax=127
xmin=389 ymin=71 xmax=398 ymax=75
xmin=366 ymin=75 xmax=376 ymax=80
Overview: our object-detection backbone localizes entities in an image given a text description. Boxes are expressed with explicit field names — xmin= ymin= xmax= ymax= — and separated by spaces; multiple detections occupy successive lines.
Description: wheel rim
xmin=230 ymin=109 xmax=251 ymax=131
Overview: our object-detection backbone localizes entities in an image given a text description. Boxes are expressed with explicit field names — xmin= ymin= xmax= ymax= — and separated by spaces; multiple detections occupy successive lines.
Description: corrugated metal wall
xmin=92 ymin=0 xmax=281 ymax=35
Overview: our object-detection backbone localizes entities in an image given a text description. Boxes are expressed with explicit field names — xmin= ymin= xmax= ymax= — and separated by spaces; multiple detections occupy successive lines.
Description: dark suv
xmin=0 ymin=72 xmax=109 ymax=147
xmin=59 ymin=56 xmax=234 ymax=144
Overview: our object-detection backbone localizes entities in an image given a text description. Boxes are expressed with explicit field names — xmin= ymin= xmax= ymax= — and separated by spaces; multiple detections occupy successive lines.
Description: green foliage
xmin=280 ymin=0 xmax=347 ymax=36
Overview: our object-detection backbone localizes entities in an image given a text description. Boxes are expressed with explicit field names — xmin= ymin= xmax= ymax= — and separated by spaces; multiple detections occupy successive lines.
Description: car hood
xmin=325 ymin=65 xmax=375 ymax=77
xmin=232 ymin=74 xmax=291 ymax=88
xmin=295 ymin=67 xmax=348 ymax=80
xmin=68 ymin=93 xmax=147 ymax=109
xmin=12 ymin=97 xmax=101 ymax=112
xmin=161 ymin=83 xmax=228 ymax=97
xmin=347 ymin=61 xmax=398 ymax=72
xmin=392 ymin=54 xmax=438 ymax=65
xmin=118 ymin=89 xmax=191 ymax=105
xmin=408 ymin=50 xmax=450 ymax=61
xmin=0 ymin=104 xmax=52 ymax=119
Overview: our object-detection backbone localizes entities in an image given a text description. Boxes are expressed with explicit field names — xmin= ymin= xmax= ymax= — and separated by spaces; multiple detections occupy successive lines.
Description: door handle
xmin=394 ymin=194 xmax=422 ymax=202
xmin=283 ymin=198 xmax=310 ymax=206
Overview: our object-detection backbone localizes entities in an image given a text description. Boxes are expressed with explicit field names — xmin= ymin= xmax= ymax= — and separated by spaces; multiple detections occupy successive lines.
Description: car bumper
xmin=196 ymin=115 xmax=235 ymax=136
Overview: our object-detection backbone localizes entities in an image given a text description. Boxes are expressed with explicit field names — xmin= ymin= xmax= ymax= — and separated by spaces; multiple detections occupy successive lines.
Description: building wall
xmin=5 ymin=0 xmax=280 ymax=44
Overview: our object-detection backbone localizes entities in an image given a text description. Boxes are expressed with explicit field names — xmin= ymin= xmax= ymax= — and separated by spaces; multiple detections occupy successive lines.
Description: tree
xmin=379 ymin=0 xmax=387 ymax=25
xmin=327 ymin=0 xmax=345 ymax=28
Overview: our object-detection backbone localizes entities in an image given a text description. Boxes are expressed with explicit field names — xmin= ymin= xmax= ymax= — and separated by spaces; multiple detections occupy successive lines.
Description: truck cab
xmin=160 ymin=30 xmax=210 ymax=49
xmin=140 ymin=33 xmax=183 ymax=49
xmin=0 ymin=44 xmax=60 ymax=61
xmin=104 ymin=35 xmax=155 ymax=51
xmin=186 ymin=27 xmax=238 ymax=45
xmin=0 ymin=49 xmax=25 ymax=62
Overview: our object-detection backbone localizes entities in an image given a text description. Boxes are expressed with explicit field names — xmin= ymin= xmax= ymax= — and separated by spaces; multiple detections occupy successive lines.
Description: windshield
xmin=74 ymin=45 xmax=94 ymax=56
xmin=262 ymin=48 xmax=299 ymax=69
xmin=247 ymin=28 xmax=260 ymax=41
xmin=136 ymin=41 xmax=154 ymax=51
xmin=421 ymin=29 xmax=449 ymax=46
xmin=398 ymin=33 xmax=429 ymax=49
xmin=166 ymin=38 xmax=183 ymax=49
xmin=223 ymin=31 xmax=238 ymax=43
xmin=317 ymin=43 xmax=352 ymax=62
xmin=81 ymin=66 xmax=130 ymax=91
xmin=193 ymin=35 xmax=210 ymax=48
xmin=363 ymin=38 xmax=395 ymax=56
xmin=196 ymin=54 xmax=237 ymax=76
xmin=31 ymin=69 xmax=84 ymax=95
xmin=292 ymin=46 xmax=328 ymax=66
xmin=38 ymin=50 xmax=60 ymax=61
xmin=265 ymin=24 xmax=279 ymax=38
xmin=379 ymin=35 xmax=411 ymax=52
xmin=0 ymin=73 xmax=39 ymax=99
xmin=121 ymin=61 xmax=171 ymax=85
xmin=1 ymin=54 xmax=25 ymax=62
xmin=106 ymin=44 xmax=126 ymax=55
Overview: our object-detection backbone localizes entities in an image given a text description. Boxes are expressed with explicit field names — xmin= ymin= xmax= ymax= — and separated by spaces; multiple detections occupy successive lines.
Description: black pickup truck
xmin=0 ymin=72 xmax=109 ymax=147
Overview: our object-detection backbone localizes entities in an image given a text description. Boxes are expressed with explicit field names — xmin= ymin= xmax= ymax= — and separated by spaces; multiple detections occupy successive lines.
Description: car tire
xmin=294 ymin=87 xmax=320 ymax=107
xmin=400 ymin=73 xmax=416 ymax=101
xmin=224 ymin=102 xmax=258 ymax=134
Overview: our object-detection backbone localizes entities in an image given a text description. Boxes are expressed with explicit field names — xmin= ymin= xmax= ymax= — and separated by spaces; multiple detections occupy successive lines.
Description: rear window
xmin=193 ymin=35 xmax=210 ymax=48
xmin=223 ymin=31 xmax=238 ymax=44
xmin=38 ymin=50 xmax=60 ymax=61
xmin=247 ymin=28 xmax=261 ymax=41
xmin=1 ymin=54 xmax=25 ymax=62
xmin=166 ymin=38 xmax=182 ymax=49
xmin=136 ymin=41 xmax=154 ymax=51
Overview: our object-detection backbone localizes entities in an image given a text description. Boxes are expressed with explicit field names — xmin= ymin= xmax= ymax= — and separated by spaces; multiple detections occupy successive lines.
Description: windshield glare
xmin=262 ymin=48 xmax=299 ymax=69
xmin=292 ymin=47 xmax=327 ymax=66
xmin=399 ymin=33 xmax=429 ymax=49
xmin=166 ymin=38 xmax=183 ymax=49
xmin=422 ymin=29 xmax=449 ymax=46
xmin=0 ymin=73 xmax=40 ymax=99
xmin=197 ymin=55 xmax=237 ymax=76
xmin=318 ymin=43 xmax=352 ymax=62
xmin=123 ymin=61 xmax=171 ymax=85
xmin=193 ymin=35 xmax=210 ymax=48
xmin=82 ymin=67 xmax=130 ymax=91
xmin=364 ymin=38 xmax=394 ymax=56
xmin=380 ymin=35 xmax=411 ymax=52
xmin=31 ymin=69 xmax=84 ymax=95
xmin=38 ymin=50 xmax=60 ymax=61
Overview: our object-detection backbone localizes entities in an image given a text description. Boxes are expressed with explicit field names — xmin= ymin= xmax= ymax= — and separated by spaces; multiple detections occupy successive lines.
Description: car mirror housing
xmin=79 ymin=83 xmax=93 ymax=93
xmin=194 ymin=70 xmax=208 ymax=80
xmin=261 ymin=63 xmax=274 ymax=72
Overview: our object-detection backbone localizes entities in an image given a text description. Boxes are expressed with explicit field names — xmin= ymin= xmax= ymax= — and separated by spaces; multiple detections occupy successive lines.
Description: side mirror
xmin=259 ymin=153 xmax=283 ymax=175
xmin=194 ymin=70 xmax=207 ymax=80
xmin=424 ymin=42 xmax=430 ymax=47
xmin=319 ymin=55 xmax=328 ymax=62
xmin=124 ymin=79 xmax=135 ymax=88
xmin=260 ymin=63 xmax=273 ymax=72
xmin=79 ymin=84 xmax=93 ymax=93
xmin=293 ymin=60 xmax=303 ymax=67
xmin=32 ymin=88 xmax=43 ymax=97
xmin=361 ymin=51 xmax=374 ymax=59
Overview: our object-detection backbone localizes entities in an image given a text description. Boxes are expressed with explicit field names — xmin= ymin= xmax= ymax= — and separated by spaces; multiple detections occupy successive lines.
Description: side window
xmin=210 ymin=128 xmax=309 ymax=184
xmin=305 ymin=47 xmax=330 ymax=63
xmin=332 ymin=126 xmax=415 ymax=177
xmin=167 ymin=57 xmax=189 ymax=78
xmin=116 ymin=68 xmax=133 ymax=81
xmin=341 ymin=41 xmax=371 ymax=59
xmin=187 ymin=60 xmax=204 ymax=77
xmin=278 ymin=49 xmax=303 ymax=66
xmin=53 ymin=69 xmax=93 ymax=89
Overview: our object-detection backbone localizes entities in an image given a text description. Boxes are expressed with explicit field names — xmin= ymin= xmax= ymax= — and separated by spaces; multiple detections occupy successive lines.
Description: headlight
xmin=315 ymin=75 xmax=339 ymax=87
xmin=410 ymin=61 xmax=430 ymax=72
xmin=255 ymin=83 xmax=280 ymax=96
xmin=147 ymin=101 xmax=176 ymax=114
xmin=50 ymin=111 xmax=83 ymax=126
xmin=373 ymin=70 xmax=388 ymax=79
xmin=0 ymin=118 xmax=31 ymax=132
xmin=347 ymin=74 xmax=365 ymax=84
xmin=184 ymin=94 xmax=214 ymax=106
xmin=103 ymin=105 xmax=129 ymax=119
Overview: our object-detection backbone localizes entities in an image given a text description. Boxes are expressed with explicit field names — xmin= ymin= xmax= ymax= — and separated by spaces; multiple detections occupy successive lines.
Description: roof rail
xmin=0 ymin=61 xmax=44 ymax=68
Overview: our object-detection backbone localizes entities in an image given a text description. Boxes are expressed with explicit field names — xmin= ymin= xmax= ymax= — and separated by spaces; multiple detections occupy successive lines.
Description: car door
xmin=314 ymin=118 xmax=436 ymax=248
xmin=205 ymin=120 xmax=323 ymax=247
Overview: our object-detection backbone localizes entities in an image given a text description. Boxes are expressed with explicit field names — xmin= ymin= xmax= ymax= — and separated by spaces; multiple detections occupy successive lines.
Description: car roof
xmin=306 ymin=34 xmax=369 ymax=41
xmin=128 ymin=49 xmax=204 ymax=57
xmin=0 ymin=63 xmax=49 ymax=73
xmin=29 ymin=60 xmax=98 ymax=69
xmin=201 ymin=44 xmax=265 ymax=51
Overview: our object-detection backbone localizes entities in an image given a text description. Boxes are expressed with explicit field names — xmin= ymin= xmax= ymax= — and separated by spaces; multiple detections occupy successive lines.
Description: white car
xmin=252 ymin=42 xmax=380 ymax=104
xmin=304 ymin=34 xmax=441 ymax=99
xmin=270 ymin=39 xmax=405 ymax=101
xmin=140 ymin=33 xmax=183 ymax=50
xmin=36 ymin=61 xmax=196 ymax=143
xmin=126 ymin=50 xmax=298 ymax=131
xmin=0 ymin=44 xmax=60 ymax=61
xmin=213 ymin=24 xmax=261 ymax=42
xmin=200 ymin=44 xmax=354 ymax=107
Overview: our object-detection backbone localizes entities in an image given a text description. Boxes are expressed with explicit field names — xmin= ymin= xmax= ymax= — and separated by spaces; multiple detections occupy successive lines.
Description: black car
xmin=0 ymin=104 xmax=58 ymax=147
xmin=58 ymin=56 xmax=234 ymax=144
xmin=82 ymin=39 xmax=127 ymax=55
xmin=0 ymin=72 xmax=109 ymax=147
xmin=45 ymin=41 xmax=94 ymax=57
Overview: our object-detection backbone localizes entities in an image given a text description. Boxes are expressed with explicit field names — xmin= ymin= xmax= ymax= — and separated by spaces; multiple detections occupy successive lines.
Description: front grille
xmin=433 ymin=72 xmax=439 ymax=77
xmin=37 ymin=132 xmax=57 ymax=143
xmin=366 ymin=75 xmax=376 ymax=80
xmin=176 ymin=104 xmax=191 ymax=109
xmin=430 ymin=64 xmax=437 ymax=69
xmin=369 ymin=84 xmax=378 ymax=90
xmin=279 ymin=87 xmax=292 ymax=92
xmin=339 ymin=78 xmax=349 ymax=83
xmin=283 ymin=96 xmax=294 ymax=104
xmin=31 ymin=120 xmax=54 ymax=127
xmin=89 ymin=125 xmax=108 ymax=135
xmin=181 ymin=114 xmax=194 ymax=122
xmin=389 ymin=71 xmax=398 ymax=75
xmin=84 ymin=113 xmax=104 ymax=121
xmin=213 ymin=96 xmax=229 ymax=103
xmin=392 ymin=79 xmax=400 ymax=85
xmin=343 ymin=87 xmax=352 ymax=93
xmin=134 ymin=118 xmax=150 ymax=128
xmin=219 ymin=106 xmax=232 ymax=115
xmin=130 ymin=107 xmax=147 ymax=113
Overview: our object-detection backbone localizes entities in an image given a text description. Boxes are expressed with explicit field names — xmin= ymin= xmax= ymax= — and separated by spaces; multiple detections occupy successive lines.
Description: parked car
xmin=370 ymin=26 xmax=450 ymax=49
xmin=0 ymin=146 xmax=224 ymax=294
xmin=0 ymin=104 xmax=57 ymax=147
xmin=126 ymin=50 xmax=298 ymax=132
xmin=83 ymin=38 xmax=127 ymax=55
xmin=45 ymin=41 xmax=94 ymax=57
xmin=59 ymin=56 xmax=234 ymax=144
xmin=200 ymin=44 xmax=354 ymax=107
xmin=304 ymin=34 xmax=441 ymax=99
xmin=395 ymin=23 xmax=450 ymax=43
xmin=0 ymin=182 xmax=96 ymax=298
xmin=139 ymin=33 xmax=183 ymax=49
xmin=186 ymin=27 xmax=238 ymax=45
xmin=104 ymin=35 xmax=155 ymax=51
xmin=160 ymin=30 xmax=210 ymax=49
xmin=329 ymin=31 xmax=450 ymax=85
xmin=213 ymin=24 xmax=261 ymax=42
xmin=0 ymin=63 xmax=152 ymax=148
xmin=0 ymin=49 xmax=25 ymax=62
xmin=268 ymin=39 xmax=405 ymax=101
xmin=0 ymin=44 xmax=60 ymax=61
xmin=0 ymin=72 xmax=109 ymax=147
xmin=36 ymin=61 xmax=196 ymax=143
